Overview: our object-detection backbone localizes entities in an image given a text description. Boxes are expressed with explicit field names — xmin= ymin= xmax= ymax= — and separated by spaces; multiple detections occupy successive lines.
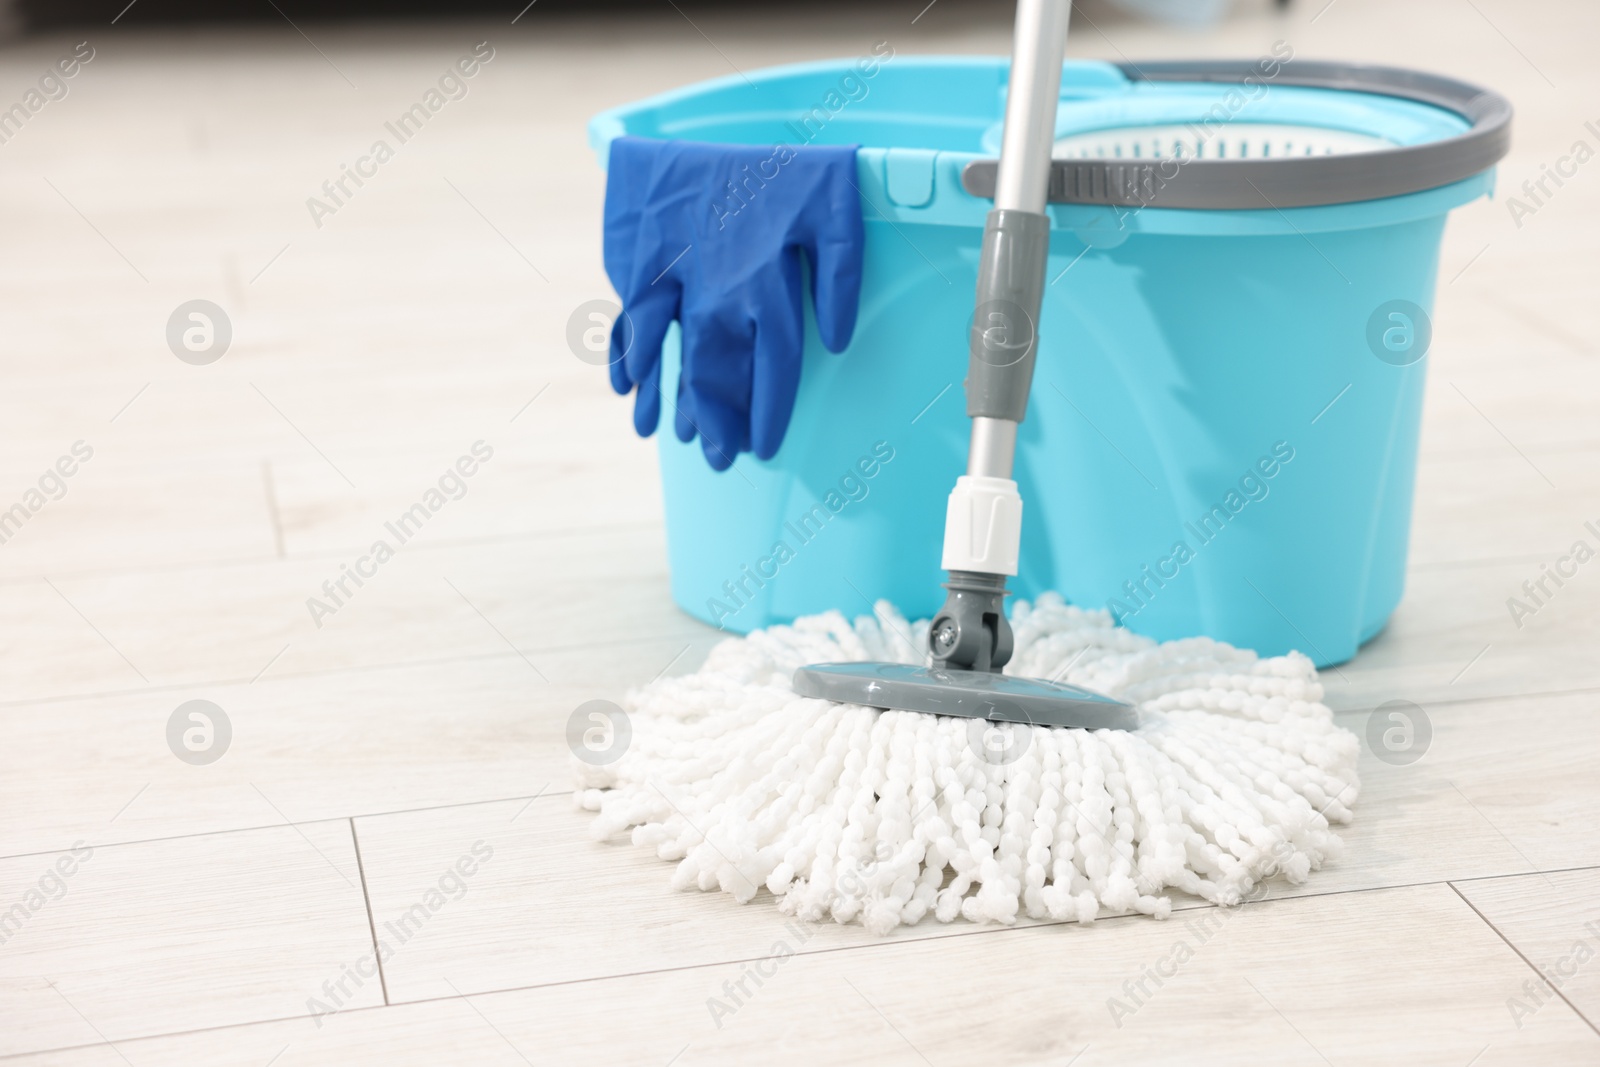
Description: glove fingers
xmin=621 ymin=285 xmax=676 ymax=385
xmin=750 ymin=275 xmax=806 ymax=461
xmin=803 ymin=177 xmax=865 ymax=354
xmin=673 ymin=368 xmax=696 ymax=443
xmin=631 ymin=350 xmax=664 ymax=440
xmin=670 ymin=366 xmax=737 ymax=471
xmin=604 ymin=138 xmax=865 ymax=470
xmin=697 ymin=403 xmax=743 ymax=471
xmin=701 ymin=438 xmax=733 ymax=472
xmin=672 ymin=340 xmax=745 ymax=470
xmin=607 ymin=310 xmax=633 ymax=395
xmin=671 ymin=311 xmax=704 ymax=444
xmin=678 ymin=307 xmax=754 ymax=470
xmin=620 ymin=288 xmax=678 ymax=437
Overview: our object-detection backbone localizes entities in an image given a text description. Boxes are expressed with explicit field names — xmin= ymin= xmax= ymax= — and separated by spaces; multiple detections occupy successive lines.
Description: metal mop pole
xmin=930 ymin=0 xmax=1071 ymax=673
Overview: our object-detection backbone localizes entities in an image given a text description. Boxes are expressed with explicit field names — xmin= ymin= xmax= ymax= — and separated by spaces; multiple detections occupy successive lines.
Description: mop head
xmin=574 ymin=594 xmax=1360 ymax=935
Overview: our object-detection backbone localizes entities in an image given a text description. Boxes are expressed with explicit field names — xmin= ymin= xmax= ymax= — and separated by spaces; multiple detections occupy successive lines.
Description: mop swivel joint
xmin=934 ymin=476 xmax=1022 ymax=673
xmin=930 ymin=570 xmax=1014 ymax=673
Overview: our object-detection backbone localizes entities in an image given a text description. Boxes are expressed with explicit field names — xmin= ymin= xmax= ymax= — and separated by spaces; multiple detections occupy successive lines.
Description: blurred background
xmin=0 ymin=0 xmax=1585 ymax=703
xmin=3 ymin=2 xmax=1598 ymax=1061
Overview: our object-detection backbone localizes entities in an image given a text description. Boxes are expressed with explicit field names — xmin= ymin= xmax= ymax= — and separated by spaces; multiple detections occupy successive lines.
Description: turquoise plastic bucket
xmin=589 ymin=55 xmax=1508 ymax=666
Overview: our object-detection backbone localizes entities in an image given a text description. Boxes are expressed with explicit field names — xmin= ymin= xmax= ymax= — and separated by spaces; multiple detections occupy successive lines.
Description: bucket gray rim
xmin=961 ymin=59 xmax=1513 ymax=210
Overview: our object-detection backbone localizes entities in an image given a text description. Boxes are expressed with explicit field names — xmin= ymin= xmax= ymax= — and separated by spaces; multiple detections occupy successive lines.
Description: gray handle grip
xmin=967 ymin=208 xmax=1051 ymax=423
xmin=962 ymin=59 xmax=1512 ymax=210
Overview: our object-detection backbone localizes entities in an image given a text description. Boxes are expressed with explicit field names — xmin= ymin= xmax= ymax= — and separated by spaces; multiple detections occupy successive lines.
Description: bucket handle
xmin=961 ymin=58 xmax=1512 ymax=210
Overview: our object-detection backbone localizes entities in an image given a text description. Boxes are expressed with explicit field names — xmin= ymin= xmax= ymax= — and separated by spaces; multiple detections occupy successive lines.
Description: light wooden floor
xmin=3 ymin=1 xmax=1598 ymax=1062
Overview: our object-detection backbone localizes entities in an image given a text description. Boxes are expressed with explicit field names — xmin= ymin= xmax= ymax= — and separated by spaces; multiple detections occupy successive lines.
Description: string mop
xmin=575 ymin=594 xmax=1359 ymax=935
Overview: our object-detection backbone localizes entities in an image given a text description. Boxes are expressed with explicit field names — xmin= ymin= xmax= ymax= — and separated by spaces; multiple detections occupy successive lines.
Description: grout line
xmin=8 ymin=525 xmax=1597 ymax=713
xmin=0 ymin=627 xmax=717 ymax=711
xmin=261 ymin=460 xmax=286 ymax=559
xmin=0 ymin=817 xmax=351 ymax=863
xmin=7 ymin=779 xmax=1600 ymax=894
xmin=0 ymin=519 xmax=664 ymax=590
xmin=13 ymin=749 xmax=1598 ymax=900
xmin=0 ymin=791 xmax=570 ymax=863
xmin=1447 ymin=881 xmax=1600 ymax=1038
xmin=1327 ymin=679 xmax=1600 ymax=717
xmin=348 ymin=791 xmax=563 ymax=827
xmin=250 ymin=785 xmax=356 ymax=890
xmin=348 ymin=818 xmax=392 ymax=1006
xmin=2 ymin=636 xmax=1596 ymax=732
xmin=6 ymin=874 xmax=1588 ymax=1064
xmin=12 ymin=716 xmax=1600 ymax=871
xmin=1477 ymin=291 xmax=1593 ymax=356
xmin=1408 ymin=552 xmax=1584 ymax=573
xmin=1417 ymin=439 xmax=1600 ymax=462
xmin=0 ymin=910 xmax=1272 ymax=1059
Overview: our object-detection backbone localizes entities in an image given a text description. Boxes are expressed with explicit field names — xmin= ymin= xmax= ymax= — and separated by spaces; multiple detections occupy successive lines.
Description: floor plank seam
xmin=261 ymin=458 xmax=286 ymax=560
xmin=1446 ymin=881 xmax=1600 ymax=1039
xmin=1 ymin=789 xmax=585 ymax=861
xmin=0 ymin=527 xmax=1583 ymax=590
xmin=0 ymin=817 xmax=360 ymax=863
xmin=8 ymin=867 xmax=1600 ymax=1061
xmin=347 ymin=817 xmax=392 ymax=1007
xmin=0 ymin=632 xmax=712 ymax=711
xmin=0 ymin=905 xmax=1289 ymax=1061
xmin=1329 ymin=680 xmax=1600 ymax=716
xmin=13 ymin=646 xmax=1600 ymax=718
xmin=0 ymin=518 xmax=664 ymax=589
xmin=12 ymin=760 xmax=1600 ymax=900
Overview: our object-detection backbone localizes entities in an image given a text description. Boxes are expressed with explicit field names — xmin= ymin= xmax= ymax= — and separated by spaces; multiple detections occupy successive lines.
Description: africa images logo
xmin=704 ymin=441 xmax=895 ymax=627
xmin=1107 ymin=441 xmax=1295 ymax=622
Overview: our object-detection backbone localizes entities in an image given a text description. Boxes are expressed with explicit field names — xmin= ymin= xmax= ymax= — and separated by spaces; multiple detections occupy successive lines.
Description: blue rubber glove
xmin=603 ymin=136 xmax=864 ymax=471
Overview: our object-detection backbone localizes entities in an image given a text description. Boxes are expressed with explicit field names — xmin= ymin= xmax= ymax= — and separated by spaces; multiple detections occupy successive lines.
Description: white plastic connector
xmin=939 ymin=475 xmax=1023 ymax=576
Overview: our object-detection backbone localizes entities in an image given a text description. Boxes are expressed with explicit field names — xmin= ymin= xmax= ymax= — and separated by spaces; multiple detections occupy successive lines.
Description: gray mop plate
xmin=791 ymin=662 xmax=1142 ymax=731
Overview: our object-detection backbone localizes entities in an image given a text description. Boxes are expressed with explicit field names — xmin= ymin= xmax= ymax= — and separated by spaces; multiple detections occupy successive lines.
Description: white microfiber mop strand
xmin=574 ymin=594 xmax=1360 ymax=935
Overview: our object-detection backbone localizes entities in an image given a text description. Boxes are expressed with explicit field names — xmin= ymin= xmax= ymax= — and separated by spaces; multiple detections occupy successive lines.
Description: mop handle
xmin=964 ymin=0 xmax=1070 ymax=482
xmin=928 ymin=0 xmax=1070 ymax=673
